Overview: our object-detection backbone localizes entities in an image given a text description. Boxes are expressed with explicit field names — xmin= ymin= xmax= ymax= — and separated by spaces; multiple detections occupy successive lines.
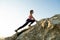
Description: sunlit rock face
xmin=5 ymin=14 xmax=60 ymax=40
xmin=0 ymin=38 xmax=4 ymax=40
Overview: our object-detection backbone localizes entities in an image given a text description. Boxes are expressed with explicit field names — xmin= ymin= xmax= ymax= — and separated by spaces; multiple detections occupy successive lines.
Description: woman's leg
xmin=29 ymin=20 xmax=35 ymax=26
xmin=15 ymin=19 xmax=30 ymax=32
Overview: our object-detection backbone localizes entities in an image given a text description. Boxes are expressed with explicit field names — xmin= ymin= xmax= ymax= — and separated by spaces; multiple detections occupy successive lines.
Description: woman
xmin=15 ymin=10 xmax=35 ymax=32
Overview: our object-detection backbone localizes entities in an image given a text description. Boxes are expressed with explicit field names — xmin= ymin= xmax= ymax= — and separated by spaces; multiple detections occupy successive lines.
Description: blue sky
xmin=0 ymin=0 xmax=60 ymax=38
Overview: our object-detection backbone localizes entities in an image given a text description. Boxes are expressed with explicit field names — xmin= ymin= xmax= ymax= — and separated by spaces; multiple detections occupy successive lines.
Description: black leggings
xmin=17 ymin=19 xmax=35 ymax=30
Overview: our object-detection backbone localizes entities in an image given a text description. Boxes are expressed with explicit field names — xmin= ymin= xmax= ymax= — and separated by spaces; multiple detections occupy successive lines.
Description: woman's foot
xmin=28 ymin=25 xmax=31 ymax=26
xmin=15 ymin=30 xmax=18 ymax=32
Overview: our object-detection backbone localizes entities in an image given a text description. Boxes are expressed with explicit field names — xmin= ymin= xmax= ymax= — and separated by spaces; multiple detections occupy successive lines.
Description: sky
xmin=0 ymin=0 xmax=60 ymax=38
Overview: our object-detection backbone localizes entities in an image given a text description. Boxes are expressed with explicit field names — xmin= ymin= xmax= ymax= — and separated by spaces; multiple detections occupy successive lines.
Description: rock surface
xmin=5 ymin=14 xmax=60 ymax=40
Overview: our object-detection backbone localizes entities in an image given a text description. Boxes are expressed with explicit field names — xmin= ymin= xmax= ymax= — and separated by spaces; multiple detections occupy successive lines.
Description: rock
xmin=0 ymin=38 xmax=4 ymax=40
xmin=5 ymin=14 xmax=60 ymax=40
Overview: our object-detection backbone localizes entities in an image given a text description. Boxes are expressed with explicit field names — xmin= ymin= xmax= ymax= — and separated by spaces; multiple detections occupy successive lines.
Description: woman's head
xmin=30 ymin=10 xmax=34 ymax=14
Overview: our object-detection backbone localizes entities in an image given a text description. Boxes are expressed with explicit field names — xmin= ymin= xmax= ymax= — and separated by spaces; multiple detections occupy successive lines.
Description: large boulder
xmin=5 ymin=14 xmax=60 ymax=40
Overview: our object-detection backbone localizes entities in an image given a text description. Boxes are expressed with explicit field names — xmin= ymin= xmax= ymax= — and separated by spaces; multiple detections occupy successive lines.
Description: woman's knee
xmin=33 ymin=20 xmax=35 ymax=22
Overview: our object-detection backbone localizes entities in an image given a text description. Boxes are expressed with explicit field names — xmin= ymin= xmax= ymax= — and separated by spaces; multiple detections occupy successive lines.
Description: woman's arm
xmin=32 ymin=15 xmax=36 ymax=20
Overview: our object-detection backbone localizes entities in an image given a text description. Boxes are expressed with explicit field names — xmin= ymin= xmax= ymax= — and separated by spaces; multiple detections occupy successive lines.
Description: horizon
xmin=0 ymin=0 xmax=60 ymax=38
